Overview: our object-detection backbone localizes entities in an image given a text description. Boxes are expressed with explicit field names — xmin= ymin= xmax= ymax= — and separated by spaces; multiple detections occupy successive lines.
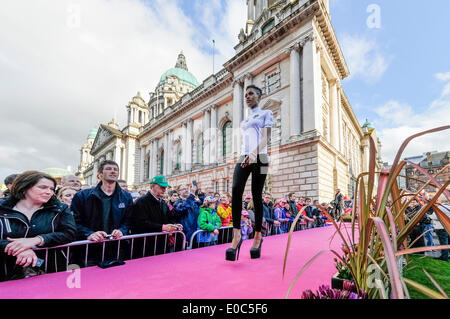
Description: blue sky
xmin=331 ymin=0 xmax=449 ymax=107
xmin=329 ymin=0 xmax=450 ymax=162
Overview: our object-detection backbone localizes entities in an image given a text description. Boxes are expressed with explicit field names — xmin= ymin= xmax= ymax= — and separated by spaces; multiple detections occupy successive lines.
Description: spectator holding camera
xmin=71 ymin=161 xmax=133 ymax=264
xmin=197 ymin=196 xmax=221 ymax=247
xmin=71 ymin=161 xmax=133 ymax=243
xmin=173 ymin=183 xmax=204 ymax=244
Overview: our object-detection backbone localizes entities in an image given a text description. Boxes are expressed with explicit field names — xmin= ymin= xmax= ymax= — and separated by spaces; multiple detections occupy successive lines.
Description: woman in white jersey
xmin=226 ymin=85 xmax=273 ymax=261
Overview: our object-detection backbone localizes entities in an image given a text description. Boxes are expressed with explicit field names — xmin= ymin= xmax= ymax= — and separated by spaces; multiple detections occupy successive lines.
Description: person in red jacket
xmin=217 ymin=193 xmax=232 ymax=227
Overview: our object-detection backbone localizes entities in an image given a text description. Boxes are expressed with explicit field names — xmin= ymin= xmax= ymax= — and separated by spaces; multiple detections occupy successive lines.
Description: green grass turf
xmin=402 ymin=254 xmax=450 ymax=299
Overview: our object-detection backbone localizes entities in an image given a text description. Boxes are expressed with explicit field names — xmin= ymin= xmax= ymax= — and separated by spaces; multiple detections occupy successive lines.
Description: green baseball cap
xmin=149 ymin=176 xmax=171 ymax=188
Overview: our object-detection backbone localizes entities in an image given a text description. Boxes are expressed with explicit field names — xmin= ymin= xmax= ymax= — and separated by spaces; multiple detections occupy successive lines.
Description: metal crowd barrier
xmin=264 ymin=219 xmax=307 ymax=236
xmin=33 ymin=231 xmax=186 ymax=273
xmin=188 ymin=226 xmax=234 ymax=250
xmin=188 ymin=219 xmax=310 ymax=249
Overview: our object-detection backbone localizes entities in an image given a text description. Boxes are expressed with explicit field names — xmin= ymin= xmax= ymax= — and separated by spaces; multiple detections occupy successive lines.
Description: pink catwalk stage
xmin=0 ymin=226 xmax=346 ymax=299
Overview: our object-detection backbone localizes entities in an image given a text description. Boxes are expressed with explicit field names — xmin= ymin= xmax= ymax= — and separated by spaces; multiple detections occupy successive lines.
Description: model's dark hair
xmin=246 ymin=85 xmax=263 ymax=97
xmin=98 ymin=160 xmax=119 ymax=173
xmin=10 ymin=171 xmax=57 ymax=202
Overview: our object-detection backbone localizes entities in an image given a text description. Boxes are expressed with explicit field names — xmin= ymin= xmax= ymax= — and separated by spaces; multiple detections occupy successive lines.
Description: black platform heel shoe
xmin=250 ymin=237 xmax=263 ymax=259
xmin=226 ymin=237 xmax=243 ymax=261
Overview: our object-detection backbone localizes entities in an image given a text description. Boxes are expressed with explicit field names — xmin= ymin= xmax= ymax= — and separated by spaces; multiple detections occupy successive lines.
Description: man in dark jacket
xmin=405 ymin=198 xmax=431 ymax=251
xmin=287 ymin=192 xmax=299 ymax=219
xmin=71 ymin=160 xmax=133 ymax=263
xmin=130 ymin=176 xmax=182 ymax=255
xmin=1 ymin=174 xmax=19 ymax=201
xmin=262 ymin=193 xmax=280 ymax=236
xmin=333 ymin=189 xmax=344 ymax=220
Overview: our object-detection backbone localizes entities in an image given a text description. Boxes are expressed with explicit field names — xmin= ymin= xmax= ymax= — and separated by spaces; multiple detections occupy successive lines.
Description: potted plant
xmin=282 ymin=126 xmax=450 ymax=299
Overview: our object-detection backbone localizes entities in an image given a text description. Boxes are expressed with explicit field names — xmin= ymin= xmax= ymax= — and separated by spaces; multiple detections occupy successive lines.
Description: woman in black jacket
xmin=0 ymin=171 xmax=76 ymax=281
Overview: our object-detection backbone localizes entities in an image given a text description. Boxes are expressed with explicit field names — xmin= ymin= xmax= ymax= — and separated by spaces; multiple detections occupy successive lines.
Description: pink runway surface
xmin=0 ymin=226 xmax=346 ymax=299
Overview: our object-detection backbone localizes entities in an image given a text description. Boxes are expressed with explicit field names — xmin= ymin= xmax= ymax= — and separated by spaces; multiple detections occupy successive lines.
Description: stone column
xmin=150 ymin=139 xmax=157 ymax=178
xmin=330 ymin=79 xmax=339 ymax=148
xmin=289 ymin=44 xmax=301 ymax=139
xmin=140 ymin=145 xmax=146 ymax=183
xmin=210 ymin=105 xmax=218 ymax=165
xmin=232 ymin=78 xmax=244 ymax=156
xmin=93 ymin=160 xmax=99 ymax=183
xmin=187 ymin=120 xmax=193 ymax=171
xmin=203 ymin=108 xmax=211 ymax=165
xmin=181 ymin=123 xmax=187 ymax=172
xmin=243 ymin=73 xmax=253 ymax=119
xmin=302 ymin=33 xmax=322 ymax=135
xmin=167 ymin=130 xmax=173 ymax=176
xmin=164 ymin=132 xmax=169 ymax=176
xmin=114 ymin=144 xmax=121 ymax=164
xmin=337 ymin=84 xmax=343 ymax=153
xmin=248 ymin=0 xmax=255 ymax=21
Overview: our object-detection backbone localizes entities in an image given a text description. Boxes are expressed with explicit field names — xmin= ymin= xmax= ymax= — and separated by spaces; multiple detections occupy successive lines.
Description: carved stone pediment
xmin=91 ymin=125 xmax=122 ymax=155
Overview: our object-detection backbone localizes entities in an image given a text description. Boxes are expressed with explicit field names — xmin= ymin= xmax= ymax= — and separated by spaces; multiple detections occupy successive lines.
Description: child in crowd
xmin=240 ymin=210 xmax=253 ymax=240
xmin=197 ymin=196 xmax=222 ymax=247
xmin=274 ymin=198 xmax=289 ymax=234
xmin=217 ymin=193 xmax=232 ymax=227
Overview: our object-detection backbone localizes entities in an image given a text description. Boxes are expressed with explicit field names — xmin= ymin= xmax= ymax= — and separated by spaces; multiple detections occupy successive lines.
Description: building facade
xmin=403 ymin=151 xmax=450 ymax=194
xmin=76 ymin=0 xmax=383 ymax=202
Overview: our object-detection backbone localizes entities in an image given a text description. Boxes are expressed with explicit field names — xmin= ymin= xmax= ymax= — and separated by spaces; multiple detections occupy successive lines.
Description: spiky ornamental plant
xmin=283 ymin=125 xmax=450 ymax=299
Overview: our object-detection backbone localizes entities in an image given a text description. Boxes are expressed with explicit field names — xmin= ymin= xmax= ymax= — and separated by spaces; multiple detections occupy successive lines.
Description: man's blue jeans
xmin=423 ymin=224 xmax=435 ymax=246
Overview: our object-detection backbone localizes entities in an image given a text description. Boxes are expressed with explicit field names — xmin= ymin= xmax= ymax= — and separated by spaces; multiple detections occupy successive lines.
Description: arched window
xmin=222 ymin=121 xmax=232 ymax=156
xmin=196 ymin=133 xmax=204 ymax=164
xmin=175 ymin=144 xmax=182 ymax=170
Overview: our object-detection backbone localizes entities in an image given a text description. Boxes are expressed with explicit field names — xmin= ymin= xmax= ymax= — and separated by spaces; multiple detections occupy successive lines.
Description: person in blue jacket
xmin=71 ymin=160 xmax=133 ymax=264
xmin=173 ymin=184 xmax=205 ymax=244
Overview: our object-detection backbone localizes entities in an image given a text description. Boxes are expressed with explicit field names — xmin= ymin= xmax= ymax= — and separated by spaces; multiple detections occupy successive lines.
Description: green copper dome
xmin=41 ymin=168 xmax=72 ymax=177
xmin=159 ymin=67 xmax=200 ymax=87
xmin=159 ymin=52 xmax=199 ymax=88
xmin=362 ymin=119 xmax=374 ymax=131
xmin=88 ymin=128 xmax=98 ymax=139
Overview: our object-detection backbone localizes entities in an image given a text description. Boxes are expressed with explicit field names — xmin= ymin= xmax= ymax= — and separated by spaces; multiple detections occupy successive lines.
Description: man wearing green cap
xmin=129 ymin=176 xmax=183 ymax=255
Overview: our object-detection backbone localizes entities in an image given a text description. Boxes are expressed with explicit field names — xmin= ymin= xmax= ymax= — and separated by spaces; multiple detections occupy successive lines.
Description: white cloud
xmin=435 ymin=71 xmax=450 ymax=82
xmin=373 ymin=79 xmax=450 ymax=164
xmin=340 ymin=34 xmax=390 ymax=83
xmin=0 ymin=0 xmax=246 ymax=182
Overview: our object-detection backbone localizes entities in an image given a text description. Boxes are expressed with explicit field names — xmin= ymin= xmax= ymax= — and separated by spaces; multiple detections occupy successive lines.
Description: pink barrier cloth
xmin=0 ymin=226 xmax=347 ymax=299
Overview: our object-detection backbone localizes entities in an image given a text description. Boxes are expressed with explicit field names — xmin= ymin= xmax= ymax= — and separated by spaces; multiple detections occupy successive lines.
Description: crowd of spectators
xmin=1 ymin=161 xmax=448 ymax=283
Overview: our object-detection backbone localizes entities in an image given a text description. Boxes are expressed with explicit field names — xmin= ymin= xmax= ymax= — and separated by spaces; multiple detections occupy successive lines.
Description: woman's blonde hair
xmin=57 ymin=186 xmax=77 ymax=201
xmin=247 ymin=199 xmax=254 ymax=211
